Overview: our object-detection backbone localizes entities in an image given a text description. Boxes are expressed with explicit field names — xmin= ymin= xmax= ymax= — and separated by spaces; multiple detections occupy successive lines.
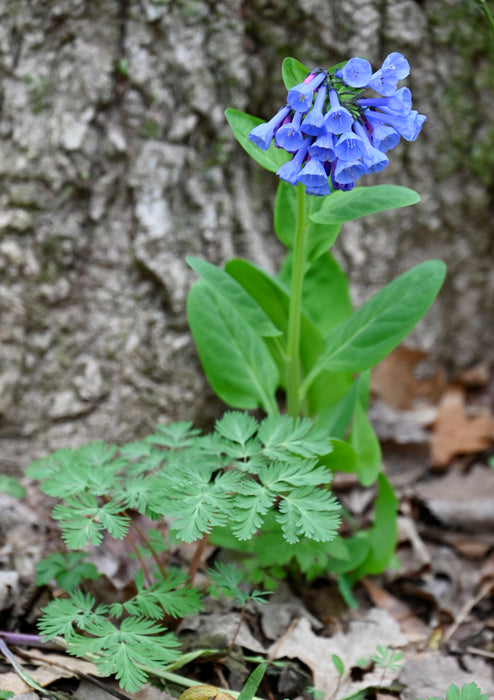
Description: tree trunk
xmin=0 ymin=0 xmax=493 ymax=471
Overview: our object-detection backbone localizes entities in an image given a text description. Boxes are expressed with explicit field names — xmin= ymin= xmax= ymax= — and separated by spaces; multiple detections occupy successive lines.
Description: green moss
xmin=431 ymin=1 xmax=494 ymax=186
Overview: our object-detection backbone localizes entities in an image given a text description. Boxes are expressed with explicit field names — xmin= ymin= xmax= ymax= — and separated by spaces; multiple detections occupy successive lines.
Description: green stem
xmin=476 ymin=0 xmax=494 ymax=35
xmin=286 ymin=183 xmax=309 ymax=417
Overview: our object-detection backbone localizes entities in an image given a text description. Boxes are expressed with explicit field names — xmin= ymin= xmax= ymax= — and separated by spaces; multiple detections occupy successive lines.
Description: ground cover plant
xmin=23 ymin=53 xmax=452 ymax=697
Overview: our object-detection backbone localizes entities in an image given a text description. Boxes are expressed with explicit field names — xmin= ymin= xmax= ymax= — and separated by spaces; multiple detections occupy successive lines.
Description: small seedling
xmin=35 ymin=551 xmax=100 ymax=592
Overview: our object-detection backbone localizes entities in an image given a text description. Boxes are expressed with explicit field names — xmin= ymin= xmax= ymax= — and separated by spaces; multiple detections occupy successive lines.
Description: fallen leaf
xmin=399 ymin=652 xmax=494 ymax=700
xmin=361 ymin=578 xmax=429 ymax=640
xmin=268 ymin=608 xmax=407 ymax=698
xmin=430 ymin=386 xmax=494 ymax=466
xmin=415 ymin=465 xmax=494 ymax=532
xmin=372 ymin=347 xmax=446 ymax=410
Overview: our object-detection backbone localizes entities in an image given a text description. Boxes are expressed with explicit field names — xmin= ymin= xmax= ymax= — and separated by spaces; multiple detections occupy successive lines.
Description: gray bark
xmin=1 ymin=0 xmax=493 ymax=471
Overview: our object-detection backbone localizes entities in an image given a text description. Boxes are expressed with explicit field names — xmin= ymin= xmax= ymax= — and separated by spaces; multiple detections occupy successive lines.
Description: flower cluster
xmin=248 ymin=53 xmax=426 ymax=196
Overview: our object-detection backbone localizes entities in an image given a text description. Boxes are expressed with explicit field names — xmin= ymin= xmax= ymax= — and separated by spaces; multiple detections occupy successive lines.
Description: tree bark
xmin=0 ymin=0 xmax=493 ymax=470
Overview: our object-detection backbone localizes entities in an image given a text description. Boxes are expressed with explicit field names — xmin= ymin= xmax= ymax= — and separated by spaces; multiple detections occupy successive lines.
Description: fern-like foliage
xmin=29 ymin=411 xmax=343 ymax=693
xmin=29 ymin=411 xmax=341 ymax=549
xmin=38 ymin=586 xmax=191 ymax=692
xmin=419 ymin=682 xmax=489 ymax=700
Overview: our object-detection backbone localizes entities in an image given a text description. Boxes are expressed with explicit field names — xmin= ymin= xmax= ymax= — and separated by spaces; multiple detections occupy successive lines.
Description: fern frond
xmin=123 ymin=569 xmax=202 ymax=619
xmin=277 ymin=487 xmax=341 ymax=543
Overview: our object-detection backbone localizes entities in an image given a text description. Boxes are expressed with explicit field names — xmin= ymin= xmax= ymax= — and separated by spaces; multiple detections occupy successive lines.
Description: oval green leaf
xmin=310 ymin=185 xmax=421 ymax=225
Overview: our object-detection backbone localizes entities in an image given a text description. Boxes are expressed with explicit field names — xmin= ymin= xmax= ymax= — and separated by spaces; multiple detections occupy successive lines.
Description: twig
xmin=188 ymin=533 xmax=210 ymax=583
xmin=443 ymin=579 xmax=494 ymax=643
xmin=267 ymin=617 xmax=298 ymax=661
xmin=0 ymin=636 xmax=70 ymax=699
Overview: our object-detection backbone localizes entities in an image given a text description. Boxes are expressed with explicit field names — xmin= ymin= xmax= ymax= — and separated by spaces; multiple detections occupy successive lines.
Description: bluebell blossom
xmin=325 ymin=89 xmax=354 ymax=134
xmin=301 ymin=85 xmax=327 ymax=136
xmin=308 ymin=132 xmax=336 ymax=162
xmin=287 ymin=71 xmax=326 ymax=113
xmin=341 ymin=57 xmax=373 ymax=87
xmin=276 ymin=140 xmax=310 ymax=185
xmin=298 ymin=157 xmax=329 ymax=188
xmin=248 ymin=51 xmax=426 ymax=195
xmin=353 ymin=122 xmax=389 ymax=172
xmin=248 ymin=105 xmax=291 ymax=150
xmin=275 ymin=111 xmax=305 ymax=151
xmin=368 ymin=122 xmax=401 ymax=152
xmin=335 ymin=131 xmax=366 ymax=161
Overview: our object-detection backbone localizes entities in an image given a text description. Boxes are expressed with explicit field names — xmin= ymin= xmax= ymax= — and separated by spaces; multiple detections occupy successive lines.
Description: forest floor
xmin=1 ymin=349 xmax=494 ymax=700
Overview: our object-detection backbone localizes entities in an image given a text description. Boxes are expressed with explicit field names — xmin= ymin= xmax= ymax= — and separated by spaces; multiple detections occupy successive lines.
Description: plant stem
xmin=286 ymin=183 xmax=308 ymax=417
xmin=476 ymin=0 xmax=494 ymax=35
xmin=187 ymin=533 xmax=210 ymax=583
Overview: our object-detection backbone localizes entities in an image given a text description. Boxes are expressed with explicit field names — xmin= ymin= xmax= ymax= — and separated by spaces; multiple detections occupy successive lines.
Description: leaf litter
xmin=1 ymin=352 xmax=494 ymax=699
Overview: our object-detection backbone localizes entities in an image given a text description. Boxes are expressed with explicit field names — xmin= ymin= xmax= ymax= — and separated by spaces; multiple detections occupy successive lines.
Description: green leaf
xmin=317 ymin=438 xmax=357 ymax=474
xmin=349 ymin=403 xmax=382 ymax=486
xmin=332 ymin=653 xmax=345 ymax=676
xmin=274 ymin=181 xmax=341 ymax=257
xmin=310 ymin=185 xmax=421 ymax=224
xmin=279 ymin=252 xmax=352 ymax=335
xmin=0 ymin=475 xmax=25 ymax=499
xmin=123 ymin=569 xmax=202 ymax=620
xmin=276 ymin=487 xmax=341 ymax=543
xmin=35 ymin=552 xmax=100 ymax=591
xmin=274 ymin=180 xmax=297 ymax=248
xmin=325 ymin=536 xmax=370 ymax=575
xmin=237 ymin=663 xmax=268 ymax=700
xmin=258 ymin=414 xmax=333 ymax=459
xmin=282 ymin=57 xmax=310 ymax=89
xmin=225 ymin=108 xmax=291 ymax=173
xmin=302 ymin=260 xmax=447 ymax=392
xmin=349 ymin=474 xmax=399 ymax=580
xmin=215 ymin=411 xmax=259 ymax=446
xmin=186 ymin=256 xmax=280 ymax=337
xmin=444 ymin=683 xmax=488 ymax=700
xmin=187 ymin=280 xmax=279 ymax=412
xmin=225 ymin=258 xmax=325 ymax=389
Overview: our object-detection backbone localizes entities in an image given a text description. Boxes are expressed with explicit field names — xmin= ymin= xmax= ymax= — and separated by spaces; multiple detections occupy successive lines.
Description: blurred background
xmin=1 ymin=0 xmax=493 ymax=471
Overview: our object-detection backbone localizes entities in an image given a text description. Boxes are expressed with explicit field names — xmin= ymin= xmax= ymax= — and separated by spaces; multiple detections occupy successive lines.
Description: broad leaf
xmin=279 ymin=251 xmax=352 ymax=335
xmin=310 ymin=185 xmax=421 ymax=224
xmin=274 ymin=180 xmax=341 ymax=257
xmin=187 ymin=280 xmax=279 ymax=412
xmin=225 ymin=258 xmax=324 ymax=384
xmin=302 ymin=260 xmax=446 ymax=393
xmin=225 ymin=108 xmax=290 ymax=173
xmin=349 ymin=402 xmax=382 ymax=486
xmin=349 ymin=474 xmax=399 ymax=580
xmin=282 ymin=57 xmax=310 ymax=89
xmin=186 ymin=256 xmax=280 ymax=337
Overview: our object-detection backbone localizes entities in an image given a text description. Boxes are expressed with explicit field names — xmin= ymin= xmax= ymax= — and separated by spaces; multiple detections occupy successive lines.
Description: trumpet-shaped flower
xmin=308 ymin=132 xmax=336 ymax=162
xmin=334 ymin=157 xmax=365 ymax=185
xmin=275 ymin=111 xmax=305 ymax=151
xmin=358 ymin=86 xmax=412 ymax=114
xmin=382 ymin=52 xmax=410 ymax=79
xmin=353 ymin=122 xmax=389 ymax=172
xmin=335 ymin=131 xmax=365 ymax=161
xmin=325 ymin=89 xmax=354 ymax=134
xmin=365 ymin=108 xmax=426 ymax=141
xmin=341 ymin=57 xmax=372 ymax=87
xmin=298 ymin=157 xmax=329 ymax=188
xmin=368 ymin=68 xmax=400 ymax=96
xmin=301 ymin=85 xmax=327 ymax=136
xmin=368 ymin=122 xmax=400 ymax=152
xmin=248 ymin=105 xmax=291 ymax=150
xmin=287 ymin=71 xmax=326 ymax=113
xmin=247 ymin=51 xmax=425 ymax=195
xmin=276 ymin=141 xmax=310 ymax=185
